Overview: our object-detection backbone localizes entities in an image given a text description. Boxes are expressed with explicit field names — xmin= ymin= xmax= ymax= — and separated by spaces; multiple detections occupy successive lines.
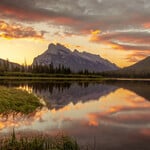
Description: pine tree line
xmin=31 ymin=63 xmax=71 ymax=74
xmin=0 ymin=60 xmax=72 ymax=74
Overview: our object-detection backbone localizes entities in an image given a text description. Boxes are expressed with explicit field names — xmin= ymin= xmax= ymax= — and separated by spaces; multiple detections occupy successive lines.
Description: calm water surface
xmin=0 ymin=80 xmax=150 ymax=150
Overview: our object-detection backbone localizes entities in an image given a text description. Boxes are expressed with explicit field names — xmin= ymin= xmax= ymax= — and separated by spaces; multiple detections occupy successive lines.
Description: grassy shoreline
xmin=0 ymin=76 xmax=103 ymax=81
xmin=0 ymin=73 xmax=104 ymax=81
xmin=0 ymin=86 xmax=42 ymax=114
xmin=0 ymin=72 xmax=150 ymax=80
xmin=0 ymin=76 xmax=150 ymax=82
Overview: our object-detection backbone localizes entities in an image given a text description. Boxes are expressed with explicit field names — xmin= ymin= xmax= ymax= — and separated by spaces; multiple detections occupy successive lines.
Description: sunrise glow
xmin=0 ymin=0 xmax=149 ymax=67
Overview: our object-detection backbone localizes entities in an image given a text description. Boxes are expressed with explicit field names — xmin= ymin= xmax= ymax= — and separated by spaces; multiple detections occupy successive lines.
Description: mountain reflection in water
xmin=0 ymin=80 xmax=150 ymax=150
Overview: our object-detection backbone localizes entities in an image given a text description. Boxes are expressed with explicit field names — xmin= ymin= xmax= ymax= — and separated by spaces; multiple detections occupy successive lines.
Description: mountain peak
xmin=56 ymin=43 xmax=71 ymax=53
xmin=33 ymin=43 xmax=119 ymax=72
xmin=48 ymin=43 xmax=55 ymax=49
xmin=46 ymin=43 xmax=58 ymax=54
xmin=74 ymin=49 xmax=79 ymax=53
xmin=47 ymin=43 xmax=71 ymax=55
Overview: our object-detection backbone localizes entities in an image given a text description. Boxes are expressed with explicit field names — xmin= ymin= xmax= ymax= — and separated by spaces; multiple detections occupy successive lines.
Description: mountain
xmin=118 ymin=56 xmax=150 ymax=76
xmin=123 ymin=56 xmax=150 ymax=72
xmin=0 ymin=58 xmax=21 ymax=71
xmin=32 ymin=43 xmax=119 ymax=72
xmin=106 ymin=56 xmax=150 ymax=77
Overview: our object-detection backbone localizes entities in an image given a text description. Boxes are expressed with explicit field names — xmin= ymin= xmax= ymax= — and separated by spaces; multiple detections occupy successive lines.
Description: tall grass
xmin=0 ymin=130 xmax=80 ymax=150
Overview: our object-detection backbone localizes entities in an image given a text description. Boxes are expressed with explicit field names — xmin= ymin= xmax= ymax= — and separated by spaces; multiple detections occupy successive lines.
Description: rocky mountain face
xmin=32 ymin=43 xmax=119 ymax=72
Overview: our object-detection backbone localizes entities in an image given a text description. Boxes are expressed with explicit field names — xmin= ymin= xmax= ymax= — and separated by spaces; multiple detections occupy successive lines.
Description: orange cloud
xmin=90 ymin=30 xmax=101 ymax=41
xmin=90 ymin=29 xmax=150 ymax=63
xmin=52 ymin=17 xmax=81 ymax=26
xmin=0 ymin=1 xmax=128 ymax=37
xmin=91 ymin=30 xmax=101 ymax=35
xmin=0 ymin=20 xmax=44 ymax=39
xmin=125 ymin=50 xmax=150 ymax=63
xmin=143 ymin=23 xmax=150 ymax=29
xmin=0 ymin=4 xmax=49 ymax=22
xmin=140 ymin=129 xmax=150 ymax=136
xmin=0 ymin=3 xmax=81 ymax=27
xmin=90 ymin=30 xmax=150 ymax=48
xmin=88 ymin=113 xmax=99 ymax=127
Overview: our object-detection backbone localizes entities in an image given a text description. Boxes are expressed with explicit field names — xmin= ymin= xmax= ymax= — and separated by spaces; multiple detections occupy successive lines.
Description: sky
xmin=0 ymin=0 xmax=150 ymax=67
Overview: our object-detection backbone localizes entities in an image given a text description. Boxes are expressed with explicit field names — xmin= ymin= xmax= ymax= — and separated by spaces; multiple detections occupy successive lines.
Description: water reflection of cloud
xmin=0 ymin=88 xmax=149 ymax=131
xmin=0 ymin=87 xmax=150 ymax=149
xmin=140 ymin=129 xmax=150 ymax=136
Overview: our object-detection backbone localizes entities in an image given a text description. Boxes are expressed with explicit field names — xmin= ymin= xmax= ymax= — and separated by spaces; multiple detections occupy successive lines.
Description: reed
xmin=0 ymin=130 xmax=80 ymax=150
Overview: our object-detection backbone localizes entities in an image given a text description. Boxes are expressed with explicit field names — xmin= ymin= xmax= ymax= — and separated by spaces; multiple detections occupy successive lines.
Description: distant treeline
xmin=0 ymin=60 xmax=71 ymax=74
xmin=99 ymin=70 xmax=150 ymax=78
xmin=0 ymin=60 xmax=90 ymax=75
xmin=0 ymin=60 xmax=149 ymax=78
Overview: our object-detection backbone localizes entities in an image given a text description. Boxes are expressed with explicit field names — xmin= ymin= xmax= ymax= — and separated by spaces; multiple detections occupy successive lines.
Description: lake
xmin=0 ymin=80 xmax=150 ymax=150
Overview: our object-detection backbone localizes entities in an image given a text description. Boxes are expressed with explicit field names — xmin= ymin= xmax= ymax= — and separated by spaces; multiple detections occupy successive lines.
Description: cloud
xmin=90 ymin=28 xmax=150 ymax=63
xmin=86 ymin=105 xmax=150 ymax=127
xmin=0 ymin=20 xmax=45 ymax=39
xmin=0 ymin=0 xmax=150 ymax=31
xmin=143 ymin=23 xmax=150 ymax=28
xmin=0 ymin=0 xmax=149 ymax=63
xmin=90 ymin=29 xmax=150 ymax=50
xmin=125 ymin=50 xmax=150 ymax=63
xmin=0 ymin=0 xmax=85 ymax=26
